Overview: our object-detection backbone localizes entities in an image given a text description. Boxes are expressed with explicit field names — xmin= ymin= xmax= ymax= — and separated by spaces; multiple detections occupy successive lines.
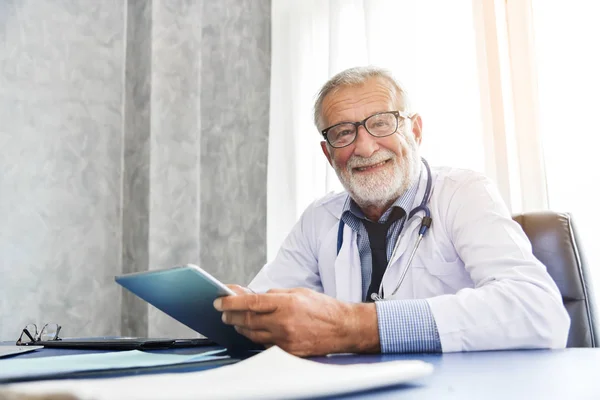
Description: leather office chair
xmin=513 ymin=211 xmax=599 ymax=347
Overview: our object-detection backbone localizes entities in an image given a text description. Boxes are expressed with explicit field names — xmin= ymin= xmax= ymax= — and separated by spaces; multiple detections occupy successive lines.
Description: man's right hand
xmin=214 ymin=287 xmax=379 ymax=357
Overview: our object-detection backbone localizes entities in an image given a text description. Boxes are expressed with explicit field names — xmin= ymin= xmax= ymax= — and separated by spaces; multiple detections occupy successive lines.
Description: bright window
xmin=532 ymin=0 xmax=600 ymax=289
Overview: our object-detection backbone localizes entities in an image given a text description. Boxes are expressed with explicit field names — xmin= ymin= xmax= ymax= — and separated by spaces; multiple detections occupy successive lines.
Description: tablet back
xmin=115 ymin=265 xmax=261 ymax=353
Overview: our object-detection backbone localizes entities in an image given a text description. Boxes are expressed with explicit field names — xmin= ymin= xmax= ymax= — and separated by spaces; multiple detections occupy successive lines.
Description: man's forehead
xmin=321 ymin=78 xmax=403 ymax=125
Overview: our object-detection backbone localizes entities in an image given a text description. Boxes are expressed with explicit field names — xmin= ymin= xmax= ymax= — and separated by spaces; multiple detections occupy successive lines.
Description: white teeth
xmin=356 ymin=160 xmax=387 ymax=171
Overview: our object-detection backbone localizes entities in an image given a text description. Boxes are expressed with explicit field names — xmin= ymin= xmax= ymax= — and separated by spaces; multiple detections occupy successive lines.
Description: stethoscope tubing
xmin=337 ymin=158 xmax=433 ymax=301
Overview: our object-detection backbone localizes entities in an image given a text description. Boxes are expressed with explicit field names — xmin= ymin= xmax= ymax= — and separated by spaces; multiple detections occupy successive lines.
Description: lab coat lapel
xmin=334 ymin=224 xmax=363 ymax=303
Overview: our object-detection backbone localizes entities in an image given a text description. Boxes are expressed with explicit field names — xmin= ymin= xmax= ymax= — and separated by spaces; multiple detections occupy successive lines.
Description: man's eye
xmin=331 ymin=129 xmax=354 ymax=141
xmin=337 ymin=130 xmax=354 ymax=137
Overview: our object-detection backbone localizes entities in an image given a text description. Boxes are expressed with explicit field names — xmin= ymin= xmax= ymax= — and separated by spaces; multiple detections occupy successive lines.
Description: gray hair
xmin=313 ymin=66 xmax=410 ymax=131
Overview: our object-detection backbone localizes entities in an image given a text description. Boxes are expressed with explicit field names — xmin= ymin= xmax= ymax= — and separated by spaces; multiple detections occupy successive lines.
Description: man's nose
xmin=353 ymin=126 xmax=379 ymax=158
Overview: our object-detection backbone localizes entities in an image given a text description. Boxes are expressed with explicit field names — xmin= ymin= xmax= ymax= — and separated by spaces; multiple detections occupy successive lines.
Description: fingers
xmin=234 ymin=326 xmax=273 ymax=345
xmin=214 ymin=293 xmax=279 ymax=313
xmin=222 ymin=310 xmax=255 ymax=328
xmin=221 ymin=310 xmax=275 ymax=330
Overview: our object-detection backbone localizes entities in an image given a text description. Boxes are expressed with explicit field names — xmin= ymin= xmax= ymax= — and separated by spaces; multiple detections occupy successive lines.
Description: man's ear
xmin=320 ymin=141 xmax=333 ymax=167
xmin=410 ymin=113 xmax=423 ymax=145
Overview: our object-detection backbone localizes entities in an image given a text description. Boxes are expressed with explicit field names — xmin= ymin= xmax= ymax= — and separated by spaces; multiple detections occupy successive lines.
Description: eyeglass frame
xmin=16 ymin=322 xmax=62 ymax=346
xmin=320 ymin=110 xmax=413 ymax=148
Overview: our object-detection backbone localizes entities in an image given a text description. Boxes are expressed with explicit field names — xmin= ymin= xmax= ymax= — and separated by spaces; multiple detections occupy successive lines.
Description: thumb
xmin=266 ymin=288 xmax=295 ymax=294
xmin=226 ymin=284 xmax=254 ymax=295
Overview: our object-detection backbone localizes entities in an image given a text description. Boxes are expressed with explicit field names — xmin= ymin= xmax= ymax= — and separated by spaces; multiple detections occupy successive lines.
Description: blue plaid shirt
xmin=340 ymin=171 xmax=442 ymax=353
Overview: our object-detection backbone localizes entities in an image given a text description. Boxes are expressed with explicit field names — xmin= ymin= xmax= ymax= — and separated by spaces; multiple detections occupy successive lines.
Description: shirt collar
xmin=341 ymin=162 xmax=423 ymax=224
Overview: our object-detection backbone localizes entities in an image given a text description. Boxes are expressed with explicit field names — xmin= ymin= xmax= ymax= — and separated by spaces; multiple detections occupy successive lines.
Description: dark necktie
xmin=363 ymin=207 xmax=406 ymax=302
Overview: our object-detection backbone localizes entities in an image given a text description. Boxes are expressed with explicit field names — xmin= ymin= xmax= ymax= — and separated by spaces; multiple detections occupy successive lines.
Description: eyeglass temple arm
xmin=16 ymin=327 xmax=36 ymax=345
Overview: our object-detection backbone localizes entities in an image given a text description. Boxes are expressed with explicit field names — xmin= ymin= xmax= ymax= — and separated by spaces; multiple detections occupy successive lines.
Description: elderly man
xmin=214 ymin=66 xmax=570 ymax=356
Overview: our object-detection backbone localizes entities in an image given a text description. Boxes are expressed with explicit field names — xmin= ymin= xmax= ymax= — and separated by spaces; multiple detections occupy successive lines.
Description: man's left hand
xmin=213 ymin=287 xmax=379 ymax=357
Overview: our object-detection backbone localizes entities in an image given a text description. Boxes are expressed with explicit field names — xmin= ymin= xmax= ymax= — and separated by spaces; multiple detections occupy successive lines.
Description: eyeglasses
xmin=321 ymin=110 xmax=412 ymax=148
xmin=16 ymin=323 xmax=62 ymax=346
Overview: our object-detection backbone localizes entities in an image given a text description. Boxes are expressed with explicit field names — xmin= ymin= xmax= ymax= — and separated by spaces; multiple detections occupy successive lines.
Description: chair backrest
xmin=513 ymin=211 xmax=598 ymax=347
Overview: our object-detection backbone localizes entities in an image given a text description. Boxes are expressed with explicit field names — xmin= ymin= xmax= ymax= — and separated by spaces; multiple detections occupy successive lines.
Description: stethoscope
xmin=336 ymin=158 xmax=433 ymax=301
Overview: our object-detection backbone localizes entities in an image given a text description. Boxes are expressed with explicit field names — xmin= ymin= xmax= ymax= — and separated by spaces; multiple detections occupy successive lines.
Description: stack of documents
xmin=2 ymin=347 xmax=433 ymax=399
xmin=0 ymin=349 xmax=228 ymax=382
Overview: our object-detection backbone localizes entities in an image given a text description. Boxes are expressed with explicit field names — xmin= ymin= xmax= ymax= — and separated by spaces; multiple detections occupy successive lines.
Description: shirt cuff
xmin=375 ymin=299 xmax=442 ymax=353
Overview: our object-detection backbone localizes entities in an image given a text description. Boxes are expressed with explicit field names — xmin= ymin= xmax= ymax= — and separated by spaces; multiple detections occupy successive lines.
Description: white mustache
xmin=346 ymin=151 xmax=395 ymax=170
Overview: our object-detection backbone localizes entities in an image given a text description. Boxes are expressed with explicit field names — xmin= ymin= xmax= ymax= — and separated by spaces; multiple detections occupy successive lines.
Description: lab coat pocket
xmin=413 ymin=257 xmax=471 ymax=296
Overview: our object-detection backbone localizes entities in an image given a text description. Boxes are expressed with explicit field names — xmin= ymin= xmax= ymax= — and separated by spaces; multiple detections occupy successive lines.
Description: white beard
xmin=332 ymin=134 xmax=420 ymax=210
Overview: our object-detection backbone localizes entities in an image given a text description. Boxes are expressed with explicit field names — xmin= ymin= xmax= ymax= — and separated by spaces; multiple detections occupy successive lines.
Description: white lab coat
xmin=250 ymin=166 xmax=570 ymax=352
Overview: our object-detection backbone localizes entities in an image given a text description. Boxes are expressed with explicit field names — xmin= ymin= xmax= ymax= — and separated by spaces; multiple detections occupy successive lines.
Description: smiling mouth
xmin=353 ymin=159 xmax=390 ymax=172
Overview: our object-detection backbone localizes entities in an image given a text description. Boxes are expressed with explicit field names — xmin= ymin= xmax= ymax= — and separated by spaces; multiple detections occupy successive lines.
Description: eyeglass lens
xmin=327 ymin=112 xmax=398 ymax=148
xmin=39 ymin=323 xmax=60 ymax=341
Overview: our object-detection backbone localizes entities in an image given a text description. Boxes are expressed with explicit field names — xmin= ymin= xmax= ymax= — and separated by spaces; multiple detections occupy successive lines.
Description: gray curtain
xmin=0 ymin=0 xmax=270 ymax=340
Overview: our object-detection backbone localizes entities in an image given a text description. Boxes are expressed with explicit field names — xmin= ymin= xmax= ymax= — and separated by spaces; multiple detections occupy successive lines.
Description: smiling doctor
xmin=214 ymin=66 xmax=570 ymax=356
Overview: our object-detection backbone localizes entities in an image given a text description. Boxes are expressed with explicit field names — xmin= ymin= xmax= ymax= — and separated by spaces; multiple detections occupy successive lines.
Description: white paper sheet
xmin=4 ymin=347 xmax=433 ymax=399
xmin=0 ymin=346 xmax=43 ymax=358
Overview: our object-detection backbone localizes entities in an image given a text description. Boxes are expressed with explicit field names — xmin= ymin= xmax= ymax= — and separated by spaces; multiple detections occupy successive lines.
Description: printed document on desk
xmin=0 ymin=346 xmax=43 ymax=358
xmin=5 ymin=346 xmax=434 ymax=399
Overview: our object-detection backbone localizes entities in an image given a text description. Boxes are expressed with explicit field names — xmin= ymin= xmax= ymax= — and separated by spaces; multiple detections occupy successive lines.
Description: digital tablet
xmin=115 ymin=264 xmax=261 ymax=353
